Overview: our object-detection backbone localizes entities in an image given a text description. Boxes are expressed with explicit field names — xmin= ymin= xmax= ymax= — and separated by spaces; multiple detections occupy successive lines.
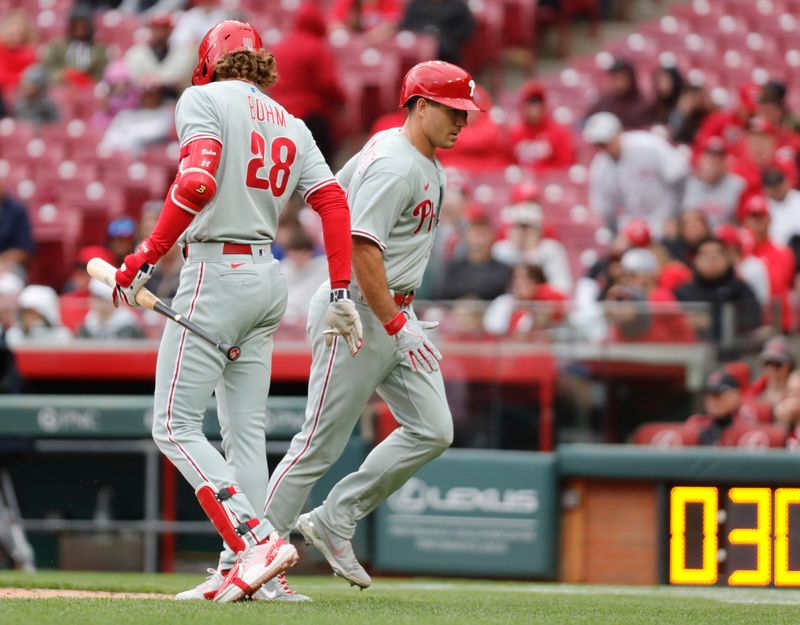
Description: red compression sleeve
xmin=307 ymin=183 xmax=352 ymax=289
xmin=140 ymin=193 xmax=196 ymax=262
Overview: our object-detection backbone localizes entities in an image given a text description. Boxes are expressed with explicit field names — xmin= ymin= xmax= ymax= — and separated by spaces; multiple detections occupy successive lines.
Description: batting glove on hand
xmin=323 ymin=289 xmax=363 ymax=356
xmin=384 ymin=311 xmax=442 ymax=373
xmin=114 ymin=244 xmax=155 ymax=308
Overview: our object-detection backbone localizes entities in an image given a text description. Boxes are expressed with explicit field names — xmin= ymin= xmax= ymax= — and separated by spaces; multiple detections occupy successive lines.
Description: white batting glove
xmin=323 ymin=289 xmax=363 ymax=356
xmin=385 ymin=311 xmax=442 ymax=373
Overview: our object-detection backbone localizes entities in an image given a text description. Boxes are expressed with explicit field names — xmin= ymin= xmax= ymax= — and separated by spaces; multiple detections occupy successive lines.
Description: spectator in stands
xmin=436 ymin=85 xmax=509 ymax=171
xmin=648 ymin=63 xmax=684 ymax=128
xmin=694 ymin=82 xmax=760 ymax=155
xmin=124 ymin=13 xmax=194 ymax=95
xmin=585 ymin=58 xmax=651 ymax=129
xmin=269 ymin=3 xmax=346 ymax=163
xmin=674 ymin=237 xmax=761 ymax=343
xmin=584 ymin=112 xmax=689 ymax=238
xmin=77 ymin=278 xmax=146 ymax=339
xmin=106 ymin=218 xmax=137 ymax=267
xmin=90 ymin=59 xmax=140 ymax=130
xmin=714 ymin=224 xmax=770 ymax=308
xmin=436 ymin=210 xmax=510 ymax=301
xmin=763 ymin=167 xmax=800 ymax=251
xmin=686 ymin=370 xmax=746 ymax=446
xmin=756 ymin=80 xmax=800 ymax=153
xmin=5 ymin=285 xmax=72 ymax=347
xmin=63 ymin=245 xmax=115 ymax=297
xmin=117 ymin=0 xmax=187 ymax=16
xmin=730 ymin=116 xmax=797 ymax=195
xmin=663 ymin=209 xmax=711 ymax=266
xmin=741 ymin=195 xmax=795 ymax=330
xmin=169 ymin=0 xmax=230 ymax=52
xmin=492 ymin=197 xmax=572 ymax=294
xmin=329 ymin=0 xmax=402 ymax=42
xmin=13 ymin=64 xmax=59 ymax=126
xmin=509 ymin=81 xmax=575 ymax=173
xmin=399 ymin=0 xmax=475 ymax=65
xmin=483 ymin=263 xmax=566 ymax=337
xmin=98 ymin=81 xmax=175 ymax=154
xmin=669 ymin=81 xmax=714 ymax=145
xmin=603 ymin=248 xmax=695 ymax=343
xmin=682 ymin=136 xmax=746 ymax=227
xmin=0 ymin=270 xmax=22 ymax=393
xmin=745 ymin=335 xmax=795 ymax=408
xmin=280 ymin=229 xmax=329 ymax=329
xmin=42 ymin=5 xmax=108 ymax=85
xmin=0 ymin=10 xmax=37 ymax=97
xmin=774 ymin=370 xmax=800 ymax=444
xmin=0 ymin=170 xmax=35 ymax=277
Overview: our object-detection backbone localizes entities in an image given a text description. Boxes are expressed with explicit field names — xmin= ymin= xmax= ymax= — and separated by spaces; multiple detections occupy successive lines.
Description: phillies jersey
xmin=175 ymin=80 xmax=338 ymax=244
xmin=337 ymin=128 xmax=446 ymax=294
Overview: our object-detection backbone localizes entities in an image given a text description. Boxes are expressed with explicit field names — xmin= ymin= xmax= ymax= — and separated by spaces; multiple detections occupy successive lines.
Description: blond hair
xmin=213 ymin=51 xmax=278 ymax=92
xmin=0 ymin=9 xmax=36 ymax=47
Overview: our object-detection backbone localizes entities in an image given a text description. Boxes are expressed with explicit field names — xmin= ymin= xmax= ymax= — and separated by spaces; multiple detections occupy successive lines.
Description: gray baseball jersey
xmin=176 ymin=80 xmax=338 ymax=244
xmin=338 ymin=128 xmax=447 ymax=294
xmin=264 ymin=128 xmax=453 ymax=542
xmin=151 ymin=78 xmax=340 ymax=570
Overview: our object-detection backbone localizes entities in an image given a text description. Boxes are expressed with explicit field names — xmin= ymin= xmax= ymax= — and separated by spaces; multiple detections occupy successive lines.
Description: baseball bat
xmin=86 ymin=257 xmax=241 ymax=361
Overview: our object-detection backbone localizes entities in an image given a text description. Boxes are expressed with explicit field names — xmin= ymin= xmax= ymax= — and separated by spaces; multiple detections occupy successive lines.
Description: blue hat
xmin=107 ymin=217 xmax=136 ymax=238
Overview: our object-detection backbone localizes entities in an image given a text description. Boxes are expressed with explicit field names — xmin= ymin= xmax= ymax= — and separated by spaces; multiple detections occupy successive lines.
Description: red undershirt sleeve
xmin=306 ymin=183 xmax=352 ymax=289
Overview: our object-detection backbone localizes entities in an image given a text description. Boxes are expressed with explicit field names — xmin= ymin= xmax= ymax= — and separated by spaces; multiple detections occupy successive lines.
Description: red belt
xmin=393 ymin=291 xmax=414 ymax=307
xmin=221 ymin=243 xmax=253 ymax=254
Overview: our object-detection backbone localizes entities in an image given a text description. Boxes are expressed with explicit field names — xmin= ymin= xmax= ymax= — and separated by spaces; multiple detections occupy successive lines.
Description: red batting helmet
xmin=192 ymin=20 xmax=264 ymax=86
xmin=399 ymin=61 xmax=484 ymax=112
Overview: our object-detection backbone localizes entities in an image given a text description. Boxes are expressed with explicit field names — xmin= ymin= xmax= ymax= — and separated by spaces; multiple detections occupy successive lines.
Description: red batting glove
xmin=114 ymin=243 xmax=156 ymax=307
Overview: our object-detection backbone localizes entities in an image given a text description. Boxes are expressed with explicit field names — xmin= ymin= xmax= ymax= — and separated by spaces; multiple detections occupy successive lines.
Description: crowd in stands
xmin=4 ymin=0 xmax=800 ymax=441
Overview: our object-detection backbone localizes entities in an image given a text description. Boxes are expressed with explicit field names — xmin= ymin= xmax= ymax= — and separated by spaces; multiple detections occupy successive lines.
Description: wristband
xmin=329 ymin=288 xmax=351 ymax=303
xmin=383 ymin=310 xmax=407 ymax=336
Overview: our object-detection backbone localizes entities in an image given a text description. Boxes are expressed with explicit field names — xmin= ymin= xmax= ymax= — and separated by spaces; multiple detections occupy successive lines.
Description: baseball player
xmin=112 ymin=21 xmax=362 ymax=603
xmin=263 ymin=61 xmax=482 ymax=590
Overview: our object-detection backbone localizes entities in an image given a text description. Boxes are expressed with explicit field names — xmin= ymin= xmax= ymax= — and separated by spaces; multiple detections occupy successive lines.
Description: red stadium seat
xmin=633 ymin=422 xmax=702 ymax=448
xmin=739 ymin=401 xmax=773 ymax=424
xmin=720 ymin=423 xmax=788 ymax=448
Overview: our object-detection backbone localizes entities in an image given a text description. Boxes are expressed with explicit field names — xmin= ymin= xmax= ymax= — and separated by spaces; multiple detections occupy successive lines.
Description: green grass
xmin=2 ymin=571 xmax=800 ymax=625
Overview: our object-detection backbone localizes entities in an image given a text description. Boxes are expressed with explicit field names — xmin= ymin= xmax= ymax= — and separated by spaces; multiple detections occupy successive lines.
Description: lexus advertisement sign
xmin=374 ymin=449 xmax=557 ymax=578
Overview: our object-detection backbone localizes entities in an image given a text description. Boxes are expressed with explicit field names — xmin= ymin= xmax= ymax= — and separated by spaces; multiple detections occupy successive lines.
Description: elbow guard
xmin=171 ymin=138 xmax=222 ymax=215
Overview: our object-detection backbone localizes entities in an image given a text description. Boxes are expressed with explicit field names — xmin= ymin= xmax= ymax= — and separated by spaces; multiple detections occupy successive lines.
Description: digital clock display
xmin=669 ymin=486 xmax=800 ymax=586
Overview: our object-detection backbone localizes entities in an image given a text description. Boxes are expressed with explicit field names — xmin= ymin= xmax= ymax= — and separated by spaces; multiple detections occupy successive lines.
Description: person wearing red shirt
xmin=436 ymin=85 xmax=510 ymax=172
xmin=329 ymin=0 xmax=402 ymax=41
xmin=730 ymin=117 xmax=798 ymax=201
xmin=741 ymin=194 xmax=796 ymax=331
xmin=269 ymin=3 xmax=346 ymax=162
xmin=509 ymin=82 xmax=575 ymax=172
xmin=0 ymin=10 xmax=37 ymax=96
xmin=694 ymin=82 xmax=760 ymax=157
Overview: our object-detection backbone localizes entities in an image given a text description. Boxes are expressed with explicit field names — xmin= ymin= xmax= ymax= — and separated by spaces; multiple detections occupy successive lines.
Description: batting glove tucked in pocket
xmin=323 ymin=289 xmax=363 ymax=356
xmin=387 ymin=313 xmax=442 ymax=373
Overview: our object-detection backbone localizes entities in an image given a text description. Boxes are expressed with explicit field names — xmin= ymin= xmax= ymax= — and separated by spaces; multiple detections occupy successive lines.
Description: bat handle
xmin=219 ymin=342 xmax=241 ymax=361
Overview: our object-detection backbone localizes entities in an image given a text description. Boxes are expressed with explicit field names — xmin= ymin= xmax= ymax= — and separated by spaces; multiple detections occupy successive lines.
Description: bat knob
xmin=227 ymin=346 xmax=241 ymax=361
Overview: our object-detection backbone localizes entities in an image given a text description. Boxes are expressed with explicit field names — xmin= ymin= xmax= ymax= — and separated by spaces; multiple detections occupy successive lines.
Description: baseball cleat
xmin=252 ymin=573 xmax=312 ymax=602
xmin=213 ymin=533 xmax=299 ymax=603
xmin=174 ymin=567 xmax=229 ymax=600
xmin=295 ymin=512 xmax=371 ymax=589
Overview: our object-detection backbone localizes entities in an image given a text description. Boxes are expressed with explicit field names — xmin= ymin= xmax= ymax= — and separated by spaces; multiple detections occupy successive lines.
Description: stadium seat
xmin=720 ymin=423 xmax=788 ymax=448
xmin=633 ymin=422 xmax=702 ymax=447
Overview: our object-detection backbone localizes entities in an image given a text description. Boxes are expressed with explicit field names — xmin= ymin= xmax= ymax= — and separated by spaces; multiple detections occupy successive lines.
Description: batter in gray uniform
xmin=263 ymin=61 xmax=483 ymax=589
xmin=113 ymin=21 xmax=361 ymax=603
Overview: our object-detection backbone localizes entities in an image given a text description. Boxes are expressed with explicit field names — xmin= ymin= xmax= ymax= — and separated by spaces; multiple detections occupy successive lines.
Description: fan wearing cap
xmin=729 ymin=115 xmax=798 ymax=194
xmin=5 ymin=284 xmax=72 ymax=348
xmin=763 ymin=166 xmax=800 ymax=248
xmin=686 ymin=370 xmax=747 ymax=446
xmin=740 ymin=194 xmax=795 ymax=331
xmin=509 ymin=81 xmax=575 ymax=173
xmin=124 ymin=13 xmax=195 ymax=94
xmin=263 ymin=60 xmax=483 ymax=590
xmin=744 ymin=336 xmax=796 ymax=409
xmin=584 ymin=111 xmax=689 ymax=238
xmin=492 ymin=185 xmax=572 ymax=294
xmin=399 ymin=0 xmax=475 ymax=65
xmin=674 ymin=237 xmax=762 ymax=343
xmin=694 ymin=82 xmax=760 ymax=156
xmin=682 ymin=136 xmax=746 ymax=227
xmin=714 ymin=224 xmax=770 ymax=308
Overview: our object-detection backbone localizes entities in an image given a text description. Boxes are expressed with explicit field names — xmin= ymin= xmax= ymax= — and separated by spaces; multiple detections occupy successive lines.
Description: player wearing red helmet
xmin=262 ymin=61 xmax=481 ymax=591
xmin=115 ymin=20 xmax=362 ymax=603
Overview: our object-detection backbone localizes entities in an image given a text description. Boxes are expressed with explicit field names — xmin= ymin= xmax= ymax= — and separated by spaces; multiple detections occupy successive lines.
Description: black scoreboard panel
xmin=669 ymin=486 xmax=800 ymax=586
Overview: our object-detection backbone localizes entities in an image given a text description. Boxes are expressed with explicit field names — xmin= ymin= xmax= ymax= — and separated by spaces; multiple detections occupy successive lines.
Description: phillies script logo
xmin=412 ymin=199 xmax=436 ymax=235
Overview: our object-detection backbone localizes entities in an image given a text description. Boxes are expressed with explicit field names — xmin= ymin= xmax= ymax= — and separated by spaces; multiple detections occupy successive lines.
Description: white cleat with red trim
xmin=174 ymin=568 xmax=229 ymax=600
xmin=213 ymin=533 xmax=299 ymax=603
xmin=252 ymin=574 xmax=312 ymax=602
